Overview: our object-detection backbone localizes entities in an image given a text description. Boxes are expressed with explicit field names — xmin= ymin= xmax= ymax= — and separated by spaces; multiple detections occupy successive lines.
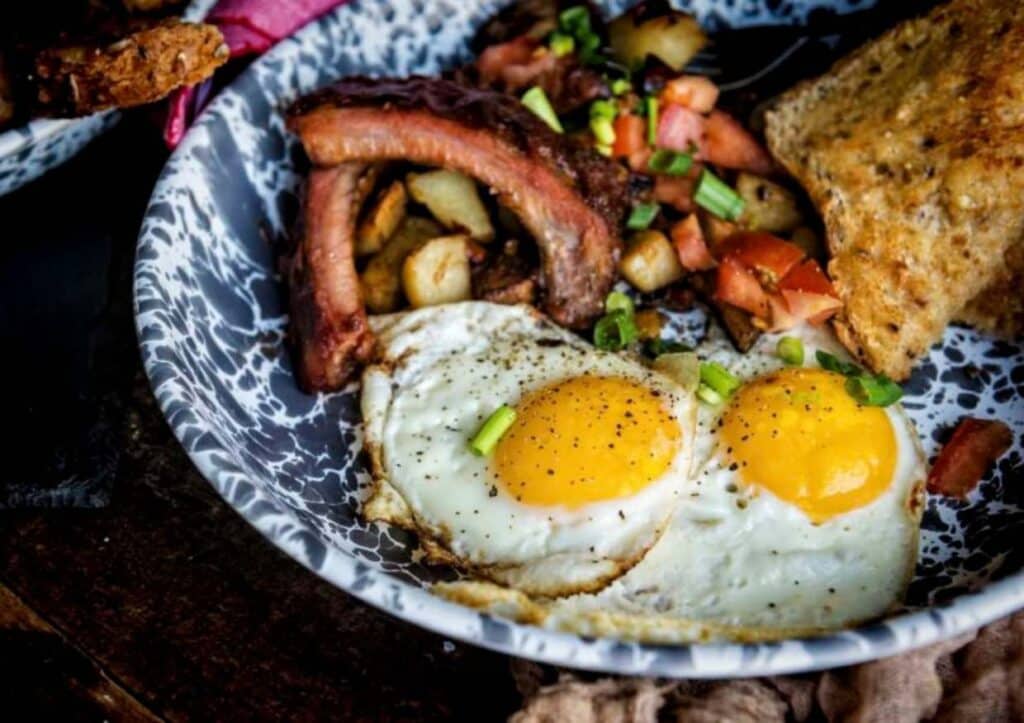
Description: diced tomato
xmin=656 ymin=104 xmax=706 ymax=155
xmin=714 ymin=255 xmax=769 ymax=318
xmin=779 ymin=289 xmax=842 ymax=325
xmin=716 ymin=232 xmax=805 ymax=283
xmin=763 ymin=292 xmax=798 ymax=332
xmin=928 ymin=418 xmax=1013 ymax=498
xmin=612 ymin=113 xmax=646 ymax=158
xmin=670 ymin=214 xmax=716 ymax=271
xmin=654 ymin=174 xmax=697 ymax=213
xmin=702 ymin=110 xmax=774 ymax=175
xmin=659 ymin=75 xmax=719 ymax=114
xmin=777 ymin=258 xmax=838 ymax=297
xmin=477 ymin=37 xmax=539 ymax=83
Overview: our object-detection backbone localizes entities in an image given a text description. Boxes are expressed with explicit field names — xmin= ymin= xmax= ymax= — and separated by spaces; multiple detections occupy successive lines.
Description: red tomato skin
xmin=714 ymin=256 xmax=769 ymax=318
xmin=671 ymin=215 xmax=716 ymax=271
xmin=702 ymin=110 xmax=773 ymax=174
xmin=927 ymin=418 xmax=1013 ymax=498
xmin=612 ymin=114 xmax=646 ymax=158
xmin=656 ymin=104 xmax=706 ymax=154
xmin=778 ymin=258 xmax=838 ymax=297
xmin=717 ymin=232 xmax=805 ymax=282
xmin=779 ymin=289 xmax=843 ymax=325
xmin=654 ymin=174 xmax=697 ymax=213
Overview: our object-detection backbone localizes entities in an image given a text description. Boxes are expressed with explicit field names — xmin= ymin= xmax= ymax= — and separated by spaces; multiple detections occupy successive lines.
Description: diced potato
xmin=402 ymin=234 xmax=473 ymax=309
xmin=698 ymin=210 xmax=738 ymax=249
xmin=736 ymin=173 xmax=803 ymax=233
xmin=608 ymin=8 xmax=707 ymax=71
xmin=361 ymin=216 xmax=443 ymax=313
xmin=652 ymin=351 xmax=700 ymax=393
xmin=634 ymin=309 xmax=664 ymax=341
xmin=406 ymin=170 xmax=495 ymax=242
xmin=619 ymin=230 xmax=685 ymax=293
xmin=789 ymin=225 xmax=824 ymax=259
xmin=356 ymin=180 xmax=407 ymax=256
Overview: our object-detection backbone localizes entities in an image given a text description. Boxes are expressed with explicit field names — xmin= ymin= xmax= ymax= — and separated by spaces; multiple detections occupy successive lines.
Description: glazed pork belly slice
xmin=287 ymin=163 xmax=377 ymax=392
xmin=287 ymin=76 xmax=629 ymax=332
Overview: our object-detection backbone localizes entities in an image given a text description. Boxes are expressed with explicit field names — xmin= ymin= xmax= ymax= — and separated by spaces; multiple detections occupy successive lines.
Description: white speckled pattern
xmin=134 ymin=0 xmax=1024 ymax=676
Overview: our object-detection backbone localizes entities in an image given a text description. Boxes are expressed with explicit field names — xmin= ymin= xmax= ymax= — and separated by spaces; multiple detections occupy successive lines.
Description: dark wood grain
xmin=0 ymin=116 xmax=519 ymax=722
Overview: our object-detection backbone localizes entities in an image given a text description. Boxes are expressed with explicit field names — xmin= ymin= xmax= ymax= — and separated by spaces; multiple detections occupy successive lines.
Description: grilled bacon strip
xmin=288 ymin=76 xmax=629 ymax=333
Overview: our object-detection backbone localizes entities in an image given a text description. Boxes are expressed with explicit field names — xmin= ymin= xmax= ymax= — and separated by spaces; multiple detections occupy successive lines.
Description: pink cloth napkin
xmin=164 ymin=0 xmax=347 ymax=148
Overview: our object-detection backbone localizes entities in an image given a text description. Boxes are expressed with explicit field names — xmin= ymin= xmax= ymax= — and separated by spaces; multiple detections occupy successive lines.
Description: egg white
xmin=361 ymin=302 xmax=697 ymax=596
xmin=437 ymin=323 xmax=926 ymax=641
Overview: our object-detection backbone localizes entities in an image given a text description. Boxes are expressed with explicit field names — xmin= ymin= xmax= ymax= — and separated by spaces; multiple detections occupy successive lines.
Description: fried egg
xmin=361 ymin=302 xmax=697 ymax=596
xmin=438 ymin=323 xmax=926 ymax=641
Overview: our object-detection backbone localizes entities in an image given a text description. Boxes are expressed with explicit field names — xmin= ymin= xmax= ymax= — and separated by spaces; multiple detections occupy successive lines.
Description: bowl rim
xmin=133 ymin=0 xmax=1024 ymax=677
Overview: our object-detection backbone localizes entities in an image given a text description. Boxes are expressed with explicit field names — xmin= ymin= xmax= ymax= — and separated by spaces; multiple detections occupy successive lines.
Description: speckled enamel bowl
xmin=134 ymin=0 xmax=1024 ymax=677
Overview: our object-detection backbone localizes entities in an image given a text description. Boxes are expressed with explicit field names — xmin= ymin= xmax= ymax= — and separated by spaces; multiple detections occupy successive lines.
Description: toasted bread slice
xmin=33 ymin=19 xmax=227 ymax=117
xmin=957 ymin=242 xmax=1024 ymax=338
xmin=765 ymin=0 xmax=1024 ymax=379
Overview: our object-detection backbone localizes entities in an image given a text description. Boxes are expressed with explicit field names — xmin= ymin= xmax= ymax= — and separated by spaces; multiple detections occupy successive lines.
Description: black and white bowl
xmin=134 ymin=0 xmax=1024 ymax=676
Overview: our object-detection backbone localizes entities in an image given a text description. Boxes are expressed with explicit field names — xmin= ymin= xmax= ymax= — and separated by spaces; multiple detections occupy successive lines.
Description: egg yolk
xmin=493 ymin=376 xmax=682 ymax=508
xmin=720 ymin=367 xmax=897 ymax=522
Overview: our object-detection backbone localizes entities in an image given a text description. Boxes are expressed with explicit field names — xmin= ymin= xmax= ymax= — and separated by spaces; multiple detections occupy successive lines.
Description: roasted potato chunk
xmin=402 ymin=234 xmax=473 ymax=309
xmin=361 ymin=216 xmax=442 ymax=313
xmin=406 ymin=169 xmax=495 ymax=242
xmin=736 ymin=173 xmax=803 ymax=233
xmin=619 ymin=230 xmax=685 ymax=293
xmin=356 ymin=180 xmax=407 ymax=256
xmin=609 ymin=4 xmax=706 ymax=71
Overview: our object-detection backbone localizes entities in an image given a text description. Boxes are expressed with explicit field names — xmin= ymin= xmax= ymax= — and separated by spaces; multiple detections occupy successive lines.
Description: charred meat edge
xmin=288 ymin=76 xmax=629 ymax=335
xmin=287 ymin=163 xmax=377 ymax=392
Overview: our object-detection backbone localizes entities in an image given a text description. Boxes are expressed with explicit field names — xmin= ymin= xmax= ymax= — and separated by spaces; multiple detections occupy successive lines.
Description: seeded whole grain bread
xmin=33 ymin=19 xmax=227 ymax=117
xmin=764 ymin=0 xmax=1024 ymax=380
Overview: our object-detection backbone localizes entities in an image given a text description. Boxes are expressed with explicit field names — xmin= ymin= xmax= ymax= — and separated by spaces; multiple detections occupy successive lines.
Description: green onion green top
xmin=647 ymin=149 xmax=693 ymax=176
xmin=816 ymin=350 xmax=903 ymax=407
xmin=469 ymin=405 xmax=517 ymax=456
xmin=521 ymin=87 xmax=563 ymax=133
xmin=699 ymin=361 xmax=741 ymax=397
xmin=694 ymin=169 xmax=745 ymax=221
xmin=696 ymin=383 xmax=723 ymax=405
xmin=645 ymin=96 xmax=659 ymax=145
xmin=593 ymin=310 xmax=638 ymax=351
xmin=626 ymin=202 xmax=659 ymax=230
xmin=776 ymin=336 xmax=805 ymax=366
xmin=549 ymin=31 xmax=575 ymax=57
xmin=604 ymin=290 xmax=634 ymax=315
xmin=610 ymin=77 xmax=632 ymax=95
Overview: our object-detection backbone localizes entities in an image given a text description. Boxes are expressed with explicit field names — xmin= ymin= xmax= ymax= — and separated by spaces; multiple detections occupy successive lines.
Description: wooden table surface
xmin=0 ymin=116 xmax=519 ymax=721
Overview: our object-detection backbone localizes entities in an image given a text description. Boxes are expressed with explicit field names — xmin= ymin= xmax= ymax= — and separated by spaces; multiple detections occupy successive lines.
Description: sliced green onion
xmin=696 ymin=383 xmax=723 ymax=405
xmin=626 ymin=202 xmax=659 ymax=230
xmin=589 ymin=99 xmax=618 ymax=121
xmin=590 ymin=116 xmax=616 ymax=145
xmin=595 ymin=143 xmax=612 ymax=156
xmin=646 ymin=338 xmax=692 ymax=357
xmin=647 ymin=149 xmax=693 ymax=176
xmin=776 ymin=336 xmax=805 ymax=366
xmin=644 ymin=96 xmax=659 ymax=145
xmin=611 ymin=77 xmax=632 ymax=95
xmin=593 ymin=310 xmax=638 ymax=351
xmin=845 ymin=375 xmax=903 ymax=407
xmin=815 ymin=350 xmax=861 ymax=377
xmin=699 ymin=361 xmax=741 ymax=397
xmin=469 ymin=405 xmax=517 ymax=456
xmin=549 ymin=31 xmax=575 ymax=57
xmin=694 ymin=169 xmax=745 ymax=221
xmin=605 ymin=290 xmax=634 ymax=315
xmin=559 ymin=6 xmax=590 ymax=34
xmin=521 ymin=87 xmax=563 ymax=133
xmin=578 ymin=31 xmax=602 ymax=63
xmin=815 ymin=350 xmax=904 ymax=407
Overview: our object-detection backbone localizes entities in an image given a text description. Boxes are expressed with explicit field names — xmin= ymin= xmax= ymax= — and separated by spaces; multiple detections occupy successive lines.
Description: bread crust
xmin=765 ymin=0 xmax=1024 ymax=378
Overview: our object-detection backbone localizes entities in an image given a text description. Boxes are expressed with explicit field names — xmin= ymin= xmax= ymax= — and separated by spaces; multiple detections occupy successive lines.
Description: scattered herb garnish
xmin=816 ymin=350 xmax=903 ymax=407
xmin=694 ymin=169 xmax=745 ymax=221
xmin=626 ymin=202 xmax=659 ymax=230
xmin=604 ymin=290 xmax=635 ymax=315
xmin=644 ymin=95 xmax=658 ymax=145
xmin=647 ymin=149 xmax=693 ymax=176
xmin=593 ymin=309 xmax=638 ymax=351
xmin=549 ymin=31 xmax=575 ymax=57
xmin=521 ymin=87 xmax=563 ymax=133
xmin=470 ymin=405 xmax=517 ymax=456
xmin=776 ymin=336 xmax=805 ymax=366
xmin=699 ymin=361 xmax=741 ymax=398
